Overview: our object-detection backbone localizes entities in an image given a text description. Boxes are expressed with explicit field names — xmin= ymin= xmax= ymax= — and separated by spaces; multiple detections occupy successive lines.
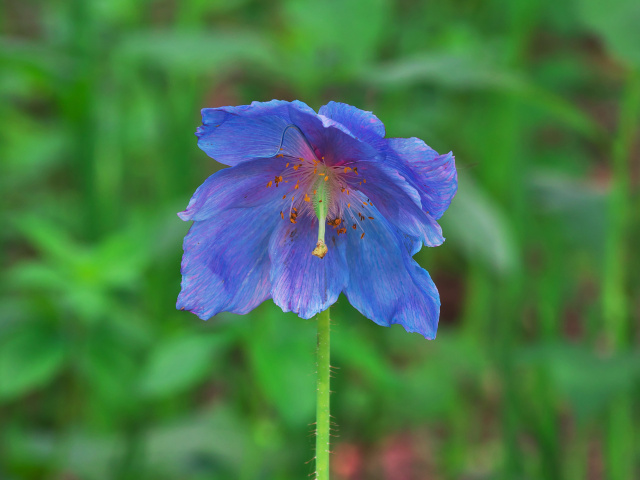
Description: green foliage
xmin=2 ymin=0 xmax=639 ymax=478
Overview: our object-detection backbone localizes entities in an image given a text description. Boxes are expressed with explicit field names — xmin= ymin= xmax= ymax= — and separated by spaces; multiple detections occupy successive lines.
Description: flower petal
xmin=269 ymin=214 xmax=348 ymax=319
xmin=178 ymin=157 xmax=288 ymax=222
xmin=386 ymin=138 xmax=458 ymax=220
xmin=177 ymin=206 xmax=277 ymax=318
xmin=196 ymin=100 xmax=317 ymax=165
xmin=318 ymin=101 xmax=386 ymax=146
xmin=288 ymin=105 xmax=380 ymax=166
xmin=343 ymin=215 xmax=440 ymax=339
xmin=354 ymin=162 xmax=445 ymax=247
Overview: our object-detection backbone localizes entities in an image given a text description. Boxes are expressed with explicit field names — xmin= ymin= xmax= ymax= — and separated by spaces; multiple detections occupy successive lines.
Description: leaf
xmin=439 ymin=174 xmax=518 ymax=276
xmin=364 ymin=51 xmax=605 ymax=141
xmin=244 ymin=306 xmax=316 ymax=428
xmin=576 ymin=0 xmax=640 ymax=68
xmin=116 ymin=30 xmax=276 ymax=74
xmin=0 ymin=325 xmax=66 ymax=401
xmin=139 ymin=334 xmax=225 ymax=398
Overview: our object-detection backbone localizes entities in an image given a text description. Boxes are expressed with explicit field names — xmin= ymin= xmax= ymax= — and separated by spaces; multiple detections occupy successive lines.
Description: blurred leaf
xmin=365 ymin=51 xmax=605 ymax=141
xmin=576 ymin=0 xmax=640 ymax=68
xmin=519 ymin=344 xmax=640 ymax=421
xmin=440 ymin=174 xmax=518 ymax=276
xmin=245 ymin=307 xmax=316 ymax=428
xmin=529 ymin=170 xmax=608 ymax=254
xmin=139 ymin=333 xmax=226 ymax=398
xmin=282 ymin=0 xmax=390 ymax=87
xmin=143 ymin=406 xmax=249 ymax=477
xmin=116 ymin=30 xmax=276 ymax=74
xmin=0 ymin=324 xmax=66 ymax=401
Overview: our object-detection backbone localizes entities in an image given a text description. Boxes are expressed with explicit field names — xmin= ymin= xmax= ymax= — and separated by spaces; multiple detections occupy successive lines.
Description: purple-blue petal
xmin=196 ymin=100 xmax=317 ymax=166
xmin=269 ymin=215 xmax=348 ymax=319
xmin=355 ymin=162 xmax=445 ymax=247
xmin=343 ymin=215 xmax=440 ymax=339
xmin=178 ymin=157 xmax=288 ymax=222
xmin=287 ymin=105 xmax=380 ymax=165
xmin=177 ymin=206 xmax=277 ymax=318
xmin=386 ymin=138 xmax=458 ymax=220
xmin=318 ymin=101 xmax=386 ymax=147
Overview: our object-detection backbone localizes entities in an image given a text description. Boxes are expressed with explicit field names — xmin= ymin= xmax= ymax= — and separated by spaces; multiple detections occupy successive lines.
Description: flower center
xmin=264 ymin=129 xmax=376 ymax=257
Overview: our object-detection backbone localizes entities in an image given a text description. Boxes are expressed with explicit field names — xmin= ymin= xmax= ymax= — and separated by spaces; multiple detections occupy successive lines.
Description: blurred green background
xmin=1 ymin=0 xmax=639 ymax=479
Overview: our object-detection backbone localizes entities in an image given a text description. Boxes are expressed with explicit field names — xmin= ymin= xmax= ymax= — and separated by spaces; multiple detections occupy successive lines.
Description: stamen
xmin=266 ymin=181 xmax=273 ymax=188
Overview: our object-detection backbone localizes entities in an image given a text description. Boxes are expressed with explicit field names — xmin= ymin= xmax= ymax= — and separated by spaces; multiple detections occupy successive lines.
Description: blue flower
xmin=177 ymin=100 xmax=457 ymax=339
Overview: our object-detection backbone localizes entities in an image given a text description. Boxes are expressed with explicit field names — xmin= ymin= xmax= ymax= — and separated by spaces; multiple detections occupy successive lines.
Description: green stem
xmin=315 ymin=308 xmax=331 ymax=480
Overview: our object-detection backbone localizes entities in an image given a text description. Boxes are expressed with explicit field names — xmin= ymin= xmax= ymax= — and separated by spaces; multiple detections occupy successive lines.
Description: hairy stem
xmin=315 ymin=308 xmax=331 ymax=480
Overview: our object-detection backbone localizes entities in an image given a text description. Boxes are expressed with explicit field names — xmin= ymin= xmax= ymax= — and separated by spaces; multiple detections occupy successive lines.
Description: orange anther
xmin=282 ymin=195 xmax=286 ymax=199
xmin=360 ymin=232 xmax=365 ymax=239
xmin=280 ymin=211 xmax=284 ymax=219
xmin=294 ymin=184 xmax=299 ymax=190
xmin=267 ymin=181 xmax=273 ymax=188
xmin=293 ymin=164 xmax=300 ymax=171
xmin=276 ymin=154 xmax=283 ymax=157
xmin=354 ymin=167 xmax=358 ymax=175
xmin=352 ymin=224 xmax=356 ymax=229
xmin=363 ymin=179 xmax=367 ymax=183
xmin=347 ymin=203 xmax=350 ymax=208
xmin=286 ymin=163 xmax=290 ymax=167
xmin=368 ymin=216 xmax=374 ymax=220
xmin=324 ymin=176 xmax=329 ymax=181
xmin=344 ymin=167 xmax=352 ymax=173
xmin=304 ymin=194 xmax=311 ymax=202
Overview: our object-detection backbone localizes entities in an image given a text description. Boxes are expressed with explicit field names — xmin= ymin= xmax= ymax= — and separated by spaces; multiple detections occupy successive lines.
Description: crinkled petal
xmin=288 ymin=105 xmax=380 ymax=166
xmin=354 ymin=162 xmax=445 ymax=247
xmin=178 ymin=157 xmax=288 ymax=222
xmin=269 ymin=214 xmax=348 ymax=319
xmin=386 ymin=138 xmax=458 ymax=220
xmin=196 ymin=100 xmax=317 ymax=165
xmin=343 ymin=215 xmax=440 ymax=339
xmin=318 ymin=101 xmax=386 ymax=146
xmin=177 ymin=206 xmax=277 ymax=318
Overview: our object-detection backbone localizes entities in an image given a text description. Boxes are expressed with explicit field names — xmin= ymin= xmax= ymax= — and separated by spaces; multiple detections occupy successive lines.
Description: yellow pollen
xmin=313 ymin=168 xmax=318 ymax=174
xmin=304 ymin=194 xmax=311 ymax=202
xmin=347 ymin=203 xmax=351 ymax=208
xmin=294 ymin=184 xmax=299 ymax=190
xmin=324 ymin=176 xmax=329 ymax=181
xmin=293 ymin=165 xmax=300 ymax=171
